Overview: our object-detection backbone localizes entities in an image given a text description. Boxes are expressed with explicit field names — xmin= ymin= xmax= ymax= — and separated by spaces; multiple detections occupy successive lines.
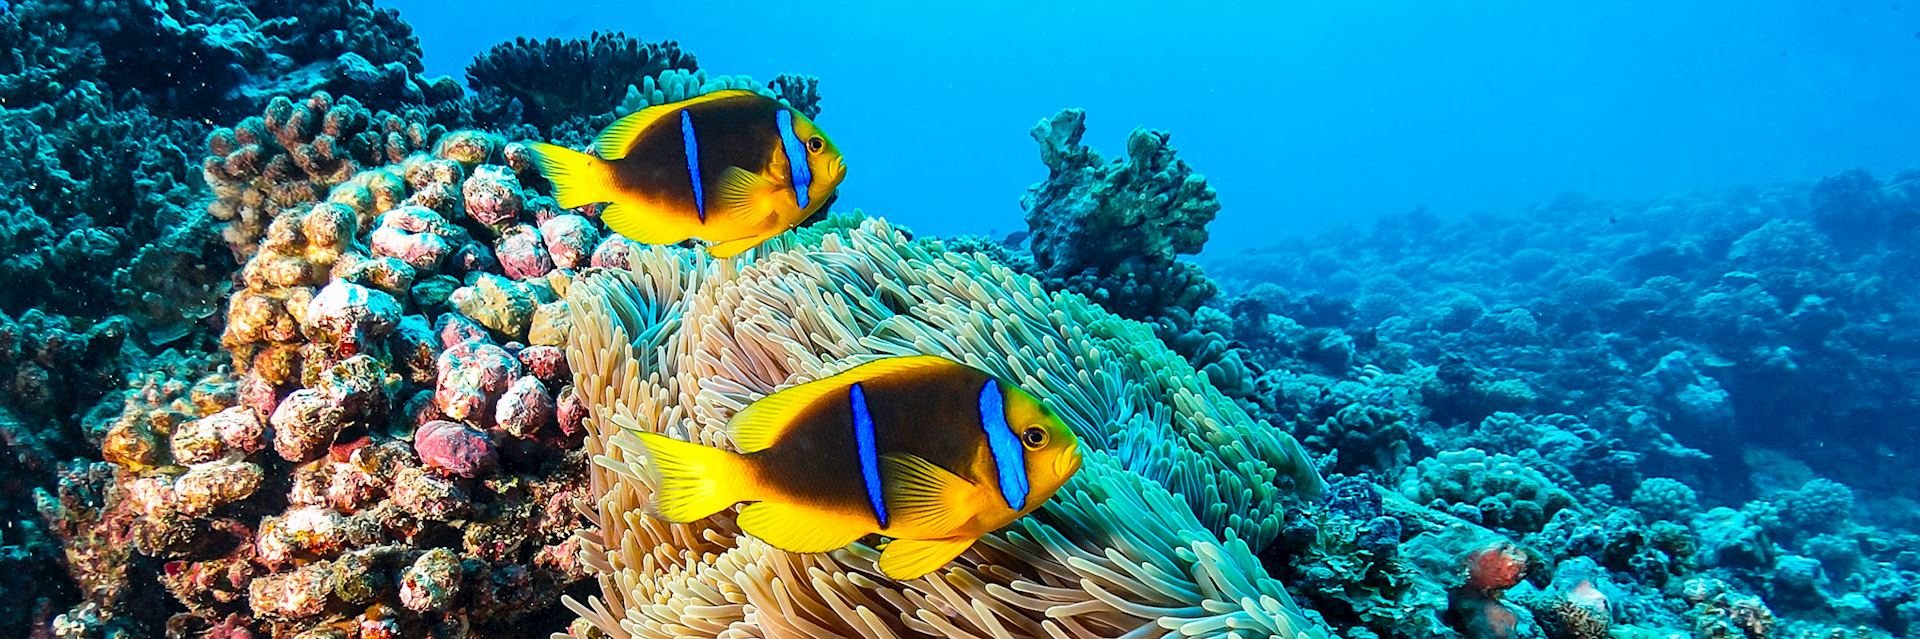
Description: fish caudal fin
xmin=633 ymin=432 xmax=749 ymax=523
xmin=737 ymin=502 xmax=870 ymax=554
xmin=877 ymin=537 xmax=974 ymax=580
xmin=527 ymin=142 xmax=618 ymax=210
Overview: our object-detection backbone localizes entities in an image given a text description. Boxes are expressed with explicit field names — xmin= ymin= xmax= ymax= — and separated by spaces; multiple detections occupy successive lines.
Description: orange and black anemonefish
xmin=630 ymin=355 xmax=1086 ymax=580
xmin=526 ymin=90 xmax=847 ymax=258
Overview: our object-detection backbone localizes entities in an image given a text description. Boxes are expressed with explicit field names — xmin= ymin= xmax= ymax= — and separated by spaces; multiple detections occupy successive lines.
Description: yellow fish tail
xmin=634 ymin=432 xmax=750 ymax=523
xmin=527 ymin=142 xmax=618 ymax=210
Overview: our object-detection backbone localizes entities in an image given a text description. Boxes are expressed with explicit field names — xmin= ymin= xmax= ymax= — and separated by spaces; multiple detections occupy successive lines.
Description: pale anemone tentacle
xmin=560 ymin=213 xmax=1329 ymax=638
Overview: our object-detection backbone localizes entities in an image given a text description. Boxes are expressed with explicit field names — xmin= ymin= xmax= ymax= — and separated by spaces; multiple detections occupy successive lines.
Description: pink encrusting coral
xmin=53 ymin=98 xmax=606 ymax=636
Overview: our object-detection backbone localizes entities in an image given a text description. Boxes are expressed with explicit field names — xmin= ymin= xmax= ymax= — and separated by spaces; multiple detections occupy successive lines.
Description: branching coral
xmin=1021 ymin=109 xmax=1221 ymax=322
xmin=560 ymin=214 xmax=1328 ymax=637
xmin=467 ymin=33 xmax=698 ymax=128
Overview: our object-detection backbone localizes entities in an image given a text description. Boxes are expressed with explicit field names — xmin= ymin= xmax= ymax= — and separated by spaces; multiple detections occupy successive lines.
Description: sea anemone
xmin=560 ymin=214 xmax=1329 ymax=637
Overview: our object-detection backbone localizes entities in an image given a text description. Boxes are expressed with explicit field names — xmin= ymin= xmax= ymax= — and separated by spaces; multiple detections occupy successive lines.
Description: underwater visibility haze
xmin=2 ymin=1 xmax=1918 ymax=638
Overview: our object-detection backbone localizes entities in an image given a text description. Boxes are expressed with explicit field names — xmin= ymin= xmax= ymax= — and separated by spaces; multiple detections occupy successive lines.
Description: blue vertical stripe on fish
xmin=976 ymin=381 xmax=1029 ymax=509
xmin=680 ymin=111 xmax=706 ymax=221
xmin=850 ymin=383 xmax=888 ymax=528
xmin=776 ymin=109 xmax=812 ymax=209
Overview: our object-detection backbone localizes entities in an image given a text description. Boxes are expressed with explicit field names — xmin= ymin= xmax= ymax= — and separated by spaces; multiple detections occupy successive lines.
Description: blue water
xmin=391 ymin=0 xmax=1920 ymax=249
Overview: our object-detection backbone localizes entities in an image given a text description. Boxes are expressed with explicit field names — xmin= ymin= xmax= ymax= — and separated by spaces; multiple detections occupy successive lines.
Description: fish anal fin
xmin=601 ymin=202 xmax=691 ymax=247
xmin=706 ymin=235 xmax=771 ymax=259
xmin=876 ymin=537 xmax=975 ymax=581
xmin=737 ymin=502 xmax=870 ymax=554
xmin=729 ymin=355 xmax=963 ymax=453
xmin=880 ymin=453 xmax=976 ymax=535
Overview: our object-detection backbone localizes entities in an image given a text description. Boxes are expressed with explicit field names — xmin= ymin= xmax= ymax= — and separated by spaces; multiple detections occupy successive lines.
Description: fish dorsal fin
xmin=596 ymin=89 xmax=764 ymax=160
xmin=728 ymin=355 xmax=960 ymax=453
xmin=880 ymin=453 xmax=976 ymax=534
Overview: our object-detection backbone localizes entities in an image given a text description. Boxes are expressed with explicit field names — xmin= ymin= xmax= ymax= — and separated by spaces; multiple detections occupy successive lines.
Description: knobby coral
xmin=560 ymin=214 xmax=1329 ymax=638
xmin=1021 ymin=109 xmax=1221 ymax=322
xmin=204 ymin=91 xmax=447 ymax=257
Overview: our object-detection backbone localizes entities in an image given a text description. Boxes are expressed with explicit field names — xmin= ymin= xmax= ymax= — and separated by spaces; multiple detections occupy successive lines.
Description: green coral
xmin=611 ymin=68 xmax=824 ymax=120
xmin=1399 ymin=448 xmax=1578 ymax=534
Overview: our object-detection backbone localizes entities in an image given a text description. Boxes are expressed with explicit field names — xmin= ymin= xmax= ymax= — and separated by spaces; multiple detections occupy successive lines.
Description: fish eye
xmin=807 ymin=136 xmax=825 ymax=153
xmin=1021 ymin=426 xmax=1048 ymax=449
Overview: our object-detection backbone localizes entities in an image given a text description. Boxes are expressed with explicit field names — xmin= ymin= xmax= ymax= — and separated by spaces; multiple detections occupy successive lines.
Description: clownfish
xmin=632 ymin=355 xmax=1084 ymax=580
xmin=526 ymin=90 xmax=847 ymax=258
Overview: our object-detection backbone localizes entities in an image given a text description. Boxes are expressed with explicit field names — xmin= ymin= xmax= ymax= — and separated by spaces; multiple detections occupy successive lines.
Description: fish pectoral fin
xmin=728 ymin=356 xmax=962 ymax=453
xmin=876 ymin=537 xmax=975 ymax=581
xmin=715 ymin=166 xmax=779 ymax=225
xmin=880 ymin=453 xmax=976 ymax=534
xmin=737 ymin=502 xmax=870 ymax=554
xmin=601 ymin=202 xmax=690 ymax=247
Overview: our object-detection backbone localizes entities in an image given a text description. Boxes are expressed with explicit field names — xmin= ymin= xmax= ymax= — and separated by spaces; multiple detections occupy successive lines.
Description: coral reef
xmin=966 ymin=100 xmax=1920 ymax=638
xmin=0 ymin=2 xmax=470 ymax=627
xmin=1207 ymin=173 xmax=1920 ymax=497
xmin=202 ymin=91 xmax=448 ymax=257
xmin=1187 ymin=168 xmax=1920 ymax=638
xmin=462 ymin=32 xmax=823 ymax=146
xmin=4 ymin=0 xmax=1916 ymax=636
